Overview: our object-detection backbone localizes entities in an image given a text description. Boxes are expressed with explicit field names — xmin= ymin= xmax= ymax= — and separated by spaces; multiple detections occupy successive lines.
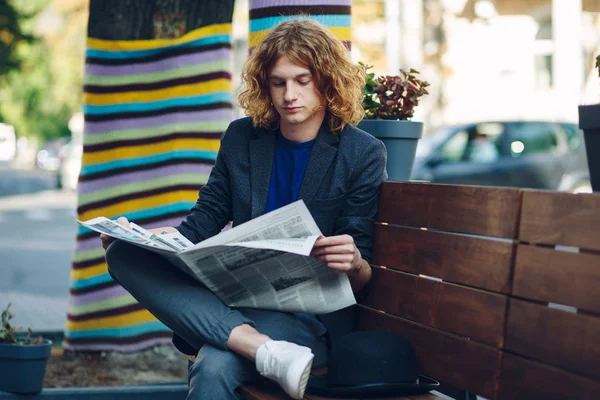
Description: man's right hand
xmin=100 ymin=216 xmax=131 ymax=250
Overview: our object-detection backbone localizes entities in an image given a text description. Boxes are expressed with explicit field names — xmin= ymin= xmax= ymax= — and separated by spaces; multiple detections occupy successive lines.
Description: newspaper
xmin=78 ymin=200 xmax=356 ymax=314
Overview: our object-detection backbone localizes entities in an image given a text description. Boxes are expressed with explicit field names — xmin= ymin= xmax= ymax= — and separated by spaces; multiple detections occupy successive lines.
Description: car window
xmin=439 ymin=123 xmax=504 ymax=164
xmin=440 ymin=130 xmax=469 ymax=162
xmin=559 ymin=123 xmax=582 ymax=150
xmin=510 ymin=122 xmax=558 ymax=157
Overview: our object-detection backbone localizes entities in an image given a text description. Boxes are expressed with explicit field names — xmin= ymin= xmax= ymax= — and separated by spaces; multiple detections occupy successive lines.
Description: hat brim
xmin=306 ymin=375 xmax=439 ymax=398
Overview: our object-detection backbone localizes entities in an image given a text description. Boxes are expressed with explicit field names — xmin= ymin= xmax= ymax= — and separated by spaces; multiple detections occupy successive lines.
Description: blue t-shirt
xmin=266 ymin=132 xmax=315 ymax=212
xmin=265 ymin=131 xmax=327 ymax=337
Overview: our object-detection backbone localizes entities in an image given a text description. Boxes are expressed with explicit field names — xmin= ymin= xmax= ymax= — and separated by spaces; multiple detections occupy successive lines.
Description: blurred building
xmin=230 ymin=0 xmax=600 ymax=129
xmin=380 ymin=0 xmax=600 ymax=128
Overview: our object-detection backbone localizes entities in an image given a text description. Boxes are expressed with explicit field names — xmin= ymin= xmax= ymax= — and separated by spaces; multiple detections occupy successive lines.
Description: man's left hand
xmin=310 ymin=234 xmax=363 ymax=274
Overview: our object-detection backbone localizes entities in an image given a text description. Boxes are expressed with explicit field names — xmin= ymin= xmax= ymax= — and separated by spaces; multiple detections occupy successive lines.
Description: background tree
xmin=0 ymin=0 xmax=87 ymax=142
xmin=0 ymin=0 xmax=33 ymax=78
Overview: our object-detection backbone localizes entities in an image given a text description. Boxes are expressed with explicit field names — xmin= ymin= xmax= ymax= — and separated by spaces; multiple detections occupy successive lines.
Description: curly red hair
xmin=238 ymin=19 xmax=365 ymax=132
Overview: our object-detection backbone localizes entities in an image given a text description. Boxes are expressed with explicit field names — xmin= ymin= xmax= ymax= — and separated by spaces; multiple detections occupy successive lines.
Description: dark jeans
xmin=106 ymin=241 xmax=328 ymax=399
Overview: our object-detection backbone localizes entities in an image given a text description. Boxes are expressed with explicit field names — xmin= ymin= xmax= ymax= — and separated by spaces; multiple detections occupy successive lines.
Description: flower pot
xmin=358 ymin=120 xmax=423 ymax=182
xmin=578 ymin=104 xmax=600 ymax=192
xmin=0 ymin=339 xmax=52 ymax=394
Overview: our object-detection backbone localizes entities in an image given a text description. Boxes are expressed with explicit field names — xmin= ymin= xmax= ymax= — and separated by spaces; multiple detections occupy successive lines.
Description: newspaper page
xmin=177 ymin=200 xmax=356 ymax=314
xmin=78 ymin=200 xmax=356 ymax=314
xmin=77 ymin=217 xmax=178 ymax=252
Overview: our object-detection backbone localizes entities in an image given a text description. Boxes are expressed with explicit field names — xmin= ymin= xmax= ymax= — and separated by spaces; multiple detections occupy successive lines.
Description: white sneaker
xmin=256 ymin=340 xmax=314 ymax=399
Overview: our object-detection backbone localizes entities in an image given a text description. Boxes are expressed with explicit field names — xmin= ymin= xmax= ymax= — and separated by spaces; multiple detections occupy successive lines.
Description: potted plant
xmin=578 ymin=55 xmax=600 ymax=192
xmin=0 ymin=303 xmax=52 ymax=394
xmin=358 ymin=62 xmax=430 ymax=181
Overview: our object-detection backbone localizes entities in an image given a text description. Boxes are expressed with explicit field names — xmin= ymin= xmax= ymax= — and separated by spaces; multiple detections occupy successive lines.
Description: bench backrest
xmin=357 ymin=182 xmax=600 ymax=400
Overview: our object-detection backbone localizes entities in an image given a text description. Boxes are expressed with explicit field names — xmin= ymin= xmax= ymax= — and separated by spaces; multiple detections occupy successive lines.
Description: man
xmin=103 ymin=19 xmax=387 ymax=399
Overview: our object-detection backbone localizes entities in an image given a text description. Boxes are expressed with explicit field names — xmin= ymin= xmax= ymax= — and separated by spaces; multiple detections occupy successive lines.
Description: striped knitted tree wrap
xmin=64 ymin=1 xmax=235 ymax=352
xmin=248 ymin=0 xmax=352 ymax=51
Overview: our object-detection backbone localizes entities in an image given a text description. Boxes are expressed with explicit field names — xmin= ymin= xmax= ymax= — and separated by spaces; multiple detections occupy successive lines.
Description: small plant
xmin=360 ymin=62 xmax=430 ymax=121
xmin=596 ymin=55 xmax=599 ymax=78
xmin=1 ymin=303 xmax=43 ymax=345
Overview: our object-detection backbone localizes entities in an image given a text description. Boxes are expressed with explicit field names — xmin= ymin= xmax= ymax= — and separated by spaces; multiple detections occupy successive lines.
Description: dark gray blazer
xmin=173 ymin=116 xmax=387 ymax=353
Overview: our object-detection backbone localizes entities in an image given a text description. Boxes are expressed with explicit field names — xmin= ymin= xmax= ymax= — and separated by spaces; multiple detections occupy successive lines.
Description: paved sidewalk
xmin=1 ymin=190 xmax=76 ymax=334
xmin=4 ymin=291 xmax=68 ymax=332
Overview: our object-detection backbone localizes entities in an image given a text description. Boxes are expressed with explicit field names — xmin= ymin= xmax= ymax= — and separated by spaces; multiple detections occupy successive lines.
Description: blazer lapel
xmin=250 ymin=128 xmax=276 ymax=219
xmin=299 ymin=122 xmax=339 ymax=205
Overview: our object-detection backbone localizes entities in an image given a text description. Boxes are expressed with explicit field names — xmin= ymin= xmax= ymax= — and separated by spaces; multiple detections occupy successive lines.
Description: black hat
xmin=307 ymin=331 xmax=439 ymax=398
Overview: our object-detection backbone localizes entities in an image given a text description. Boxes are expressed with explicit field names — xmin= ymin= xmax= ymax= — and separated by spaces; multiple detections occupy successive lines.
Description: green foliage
xmin=0 ymin=303 xmax=17 ymax=343
xmin=1 ymin=303 xmax=43 ymax=345
xmin=0 ymin=0 xmax=86 ymax=142
xmin=596 ymin=55 xmax=599 ymax=78
xmin=360 ymin=62 xmax=430 ymax=121
xmin=0 ymin=0 xmax=34 ymax=78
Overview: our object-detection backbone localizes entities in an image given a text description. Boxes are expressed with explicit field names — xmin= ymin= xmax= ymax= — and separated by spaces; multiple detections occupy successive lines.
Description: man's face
xmin=268 ymin=55 xmax=325 ymax=131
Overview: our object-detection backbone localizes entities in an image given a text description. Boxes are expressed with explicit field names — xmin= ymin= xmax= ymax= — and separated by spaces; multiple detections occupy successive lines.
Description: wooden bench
xmin=241 ymin=182 xmax=600 ymax=400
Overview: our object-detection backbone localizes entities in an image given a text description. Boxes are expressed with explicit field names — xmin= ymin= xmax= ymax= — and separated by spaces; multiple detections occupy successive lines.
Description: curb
xmin=0 ymin=382 xmax=188 ymax=399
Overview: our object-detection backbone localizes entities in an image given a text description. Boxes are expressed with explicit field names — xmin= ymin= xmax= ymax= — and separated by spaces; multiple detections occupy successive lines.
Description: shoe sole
xmin=287 ymin=351 xmax=314 ymax=399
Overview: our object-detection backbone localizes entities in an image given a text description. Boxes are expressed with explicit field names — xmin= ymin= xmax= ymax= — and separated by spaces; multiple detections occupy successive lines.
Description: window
xmin=510 ymin=122 xmax=558 ymax=157
xmin=559 ymin=123 xmax=582 ymax=150
xmin=463 ymin=123 xmax=503 ymax=163
xmin=439 ymin=123 xmax=504 ymax=164
xmin=534 ymin=15 xmax=554 ymax=90
xmin=440 ymin=130 xmax=469 ymax=163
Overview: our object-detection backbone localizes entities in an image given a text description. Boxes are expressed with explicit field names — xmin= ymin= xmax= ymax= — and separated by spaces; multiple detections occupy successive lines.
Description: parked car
xmin=57 ymin=140 xmax=82 ymax=191
xmin=411 ymin=121 xmax=591 ymax=193
xmin=36 ymin=137 xmax=68 ymax=171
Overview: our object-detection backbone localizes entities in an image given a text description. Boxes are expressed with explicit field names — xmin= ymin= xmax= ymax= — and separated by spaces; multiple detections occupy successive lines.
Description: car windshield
xmin=415 ymin=126 xmax=456 ymax=159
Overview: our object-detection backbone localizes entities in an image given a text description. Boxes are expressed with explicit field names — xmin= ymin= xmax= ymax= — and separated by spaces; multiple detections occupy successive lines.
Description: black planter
xmin=0 ymin=339 xmax=52 ymax=394
xmin=357 ymin=120 xmax=423 ymax=182
xmin=578 ymin=104 xmax=600 ymax=192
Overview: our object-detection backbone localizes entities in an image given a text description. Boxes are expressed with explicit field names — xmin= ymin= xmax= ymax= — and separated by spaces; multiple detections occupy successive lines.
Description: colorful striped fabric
xmin=65 ymin=20 xmax=234 ymax=351
xmin=248 ymin=0 xmax=352 ymax=51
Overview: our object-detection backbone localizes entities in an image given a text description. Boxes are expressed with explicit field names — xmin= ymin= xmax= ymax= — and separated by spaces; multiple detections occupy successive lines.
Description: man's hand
xmin=310 ymin=234 xmax=363 ymax=274
xmin=100 ymin=216 xmax=131 ymax=250
xmin=311 ymin=234 xmax=371 ymax=291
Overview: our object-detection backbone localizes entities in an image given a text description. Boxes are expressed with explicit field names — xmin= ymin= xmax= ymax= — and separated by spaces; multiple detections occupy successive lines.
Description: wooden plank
xmin=498 ymin=353 xmax=600 ymax=400
xmin=505 ymin=299 xmax=600 ymax=380
xmin=361 ymin=267 xmax=507 ymax=347
xmin=377 ymin=182 xmax=520 ymax=238
xmin=241 ymin=377 xmax=445 ymax=400
xmin=519 ymin=190 xmax=600 ymax=251
xmin=513 ymin=244 xmax=600 ymax=313
xmin=371 ymin=224 xmax=514 ymax=293
xmin=356 ymin=306 xmax=501 ymax=399
xmin=305 ymin=393 xmax=440 ymax=400
xmin=239 ymin=381 xmax=289 ymax=400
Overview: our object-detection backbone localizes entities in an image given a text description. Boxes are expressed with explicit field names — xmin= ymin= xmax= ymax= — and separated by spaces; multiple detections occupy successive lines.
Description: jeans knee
xmin=188 ymin=347 xmax=256 ymax=398
xmin=191 ymin=350 xmax=242 ymax=381
xmin=105 ymin=240 xmax=128 ymax=278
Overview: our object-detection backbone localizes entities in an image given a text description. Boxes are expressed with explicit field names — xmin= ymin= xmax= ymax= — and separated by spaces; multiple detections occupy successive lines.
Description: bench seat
xmin=239 ymin=380 xmax=446 ymax=400
xmin=240 ymin=182 xmax=600 ymax=400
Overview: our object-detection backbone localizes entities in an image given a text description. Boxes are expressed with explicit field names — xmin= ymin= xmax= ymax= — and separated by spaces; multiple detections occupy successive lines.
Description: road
xmin=0 ymin=162 xmax=59 ymax=197
xmin=0 ymin=189 xmax=77 ymax=332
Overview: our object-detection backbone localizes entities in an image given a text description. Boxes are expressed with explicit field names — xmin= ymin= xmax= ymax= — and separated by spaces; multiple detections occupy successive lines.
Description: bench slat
xmin=305 ymin=392 xmax=443 ymax=400
xmin=519 ymin=190 xmax=600 ymax=251
xmin=239 ymin=378 xmax=446 ymax=400
xmin=356 ymin=306 xmax=501 ymax=399
xmin=513 ymin=244 xmax=600 ymax=313
xmin=239 ymin=381 xmax=289 ymax=400
xmin=361 ymin=267 xmax=507 ymax=347
xmin=377 ymin=182 xmax=520 ymax=238
xmin=505 ymin=298 xmax=600 ymax=380
xmin=498 ymin=353 xmax=600 ymax=400
xmin=371 ymin=224 xmax=514 ymax=293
